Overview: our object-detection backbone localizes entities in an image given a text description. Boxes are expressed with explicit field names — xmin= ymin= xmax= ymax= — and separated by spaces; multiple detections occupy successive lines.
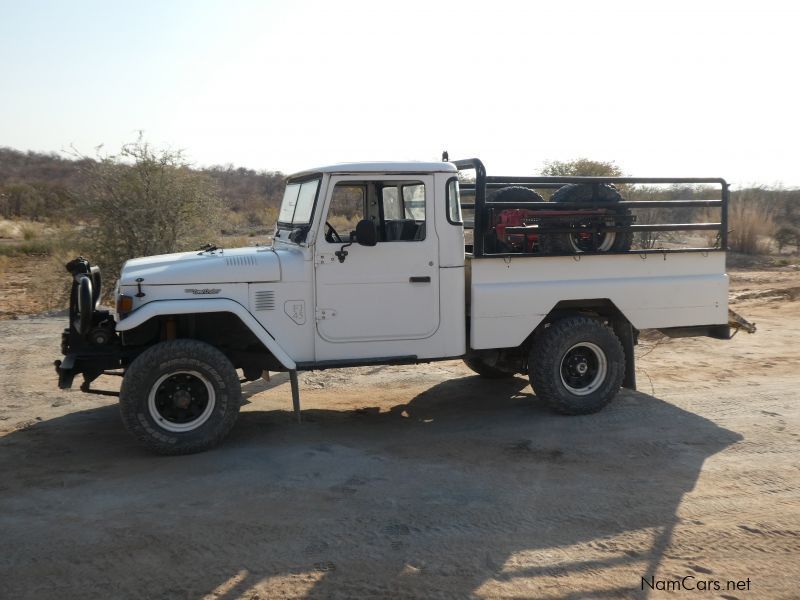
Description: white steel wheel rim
xmin=559 ymin=342 xmax=608 ymax=396
xmin=569 ymin=230 xmax=616 ymax=252
xmin=147 ymin=370 xmax=216 ymax=433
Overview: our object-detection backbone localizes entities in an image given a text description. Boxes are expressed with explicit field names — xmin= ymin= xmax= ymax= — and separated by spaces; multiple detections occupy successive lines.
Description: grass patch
xmin=0 ymin=227 xmax=75 ymax=257
xmin=0 ymin=239 xmax=55 ymax=256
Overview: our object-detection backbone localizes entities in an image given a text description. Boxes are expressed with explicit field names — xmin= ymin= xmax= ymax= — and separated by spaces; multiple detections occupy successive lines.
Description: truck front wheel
xmin=529 ymin=317 xmax=624 ymax=414
xmin=119 ymin=339 xmax=242 ymax=455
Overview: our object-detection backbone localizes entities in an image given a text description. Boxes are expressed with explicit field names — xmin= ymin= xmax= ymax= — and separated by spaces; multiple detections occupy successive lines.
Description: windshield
xmin=278 ymin=178 xmax=320 ymax=226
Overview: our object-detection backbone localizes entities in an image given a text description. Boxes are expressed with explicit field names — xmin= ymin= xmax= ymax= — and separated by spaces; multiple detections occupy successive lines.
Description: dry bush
xmin=28 ymin=249 xmax=78 ymax=311
xmin=222 ymin=206 xmax=279 ymax=234
xmin=633 ymin=206 xmax=665 ymax=249
xmin=328 ymin=214 xmax=360 ymax=234
xmin=221 ymin=235 xmax=257 ymax=248
xmin=77 ymin=136 xmax=222 ymax=286
xmin=0 ymin=220 xmax=20 ymax=238
xmin=728 ymin=197 xmax=776 ymax=254
xmin=20 ymin=222 xmax=44 ymax=240
xmin=223 ymin=210 xmax=249 ymax=233
xmin=773 ymin=225 xmax=799 ymax=253
xmin=263 ymin=206 xmax=278 ymax=229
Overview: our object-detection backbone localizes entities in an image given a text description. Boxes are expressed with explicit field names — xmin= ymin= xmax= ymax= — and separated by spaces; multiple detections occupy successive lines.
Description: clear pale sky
xmin=1 ymin=0 xmax=798 ymax=187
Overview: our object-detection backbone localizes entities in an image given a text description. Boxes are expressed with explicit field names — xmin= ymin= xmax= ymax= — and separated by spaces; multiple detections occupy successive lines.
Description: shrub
xmin=775 ymin=226 xmax=799 ymax=253
xmin=76 ymin=136 xmax=222 ymax=285
xmin=727 ymin=197 xmax=776 ymax=254
xmin=20 ymin=222 xmax=43 ymax=241
xmin=29 ymin=249 xmax=78 ymax=311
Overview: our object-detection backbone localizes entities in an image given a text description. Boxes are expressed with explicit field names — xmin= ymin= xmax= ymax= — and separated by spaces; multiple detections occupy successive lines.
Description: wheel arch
xmin=115 ymin=299 xmax=297 ymax=370
xmin=539 ymin=298 xmax=631 ymax=328
xmin=524 ymin=298 xmax=637 ymax=390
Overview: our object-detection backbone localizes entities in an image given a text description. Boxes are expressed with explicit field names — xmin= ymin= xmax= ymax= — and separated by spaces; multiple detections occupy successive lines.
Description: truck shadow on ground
xmin=0 ymin=375 xmax=742 ymax=599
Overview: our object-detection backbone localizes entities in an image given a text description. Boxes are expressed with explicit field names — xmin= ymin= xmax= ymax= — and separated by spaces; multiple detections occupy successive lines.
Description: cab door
xmin=314 ymin=175 xmax=439 ymax=357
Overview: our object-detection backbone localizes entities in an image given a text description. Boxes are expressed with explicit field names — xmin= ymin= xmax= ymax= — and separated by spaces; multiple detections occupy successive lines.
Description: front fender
xmin=115 ymin=299 xmax=297 ymax=370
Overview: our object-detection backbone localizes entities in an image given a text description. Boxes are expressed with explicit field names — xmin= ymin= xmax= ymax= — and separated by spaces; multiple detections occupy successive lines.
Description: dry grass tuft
xmin=728 ymin=197 xmax=776 ymax=255
xmin=20 ymin=222 xmax=44 ymax=241
xmin=0 ymin=220 xmax=20 ymax=238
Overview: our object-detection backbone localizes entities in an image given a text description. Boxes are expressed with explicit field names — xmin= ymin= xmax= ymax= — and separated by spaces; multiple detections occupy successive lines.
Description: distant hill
xmin=2 ymin=146 xmax=799 ymax=254
xmin=0 ymin=147 xmax=286 ymax=224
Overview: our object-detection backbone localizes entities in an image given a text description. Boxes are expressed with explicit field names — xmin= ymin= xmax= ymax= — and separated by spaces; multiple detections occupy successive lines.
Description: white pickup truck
xmin=56 ymin=157 xmax=752 ymax=454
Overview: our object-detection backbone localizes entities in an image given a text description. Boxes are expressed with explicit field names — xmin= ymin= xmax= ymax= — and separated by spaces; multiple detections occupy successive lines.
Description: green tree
xmin=78 ymin=136 xmax=222 ymax=285
xmin=540 ymin=158 xmax=623 ymax=177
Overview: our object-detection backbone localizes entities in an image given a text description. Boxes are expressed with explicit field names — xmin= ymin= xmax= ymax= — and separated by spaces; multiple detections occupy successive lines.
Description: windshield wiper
xmin=197 ymin=243 xmax=220 ymax=254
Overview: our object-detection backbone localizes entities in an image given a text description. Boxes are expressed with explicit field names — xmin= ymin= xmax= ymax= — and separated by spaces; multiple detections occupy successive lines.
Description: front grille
xmin=254 ymin=290 xmax=275 ymax=311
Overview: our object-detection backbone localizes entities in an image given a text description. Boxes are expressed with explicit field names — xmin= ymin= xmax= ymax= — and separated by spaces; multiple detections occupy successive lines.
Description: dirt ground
xmin=1 ymin=268 xmax=799 ymax=599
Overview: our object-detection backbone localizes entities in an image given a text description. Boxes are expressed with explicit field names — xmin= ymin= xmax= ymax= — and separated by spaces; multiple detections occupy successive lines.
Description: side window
xmin=402 ymin=184 xmax=425 ymax=220
xmin=383 ymin=182 xmax=426 ymax=242
xmin=325 ymin=180 xmax=427 ymax=244
xmin=446 ymin=178 xmax=462 ymax=224
xmin=381 ymin=186 xmax=402 ymax=220
xmin=325 ymin=184 xmax=365 ymax=242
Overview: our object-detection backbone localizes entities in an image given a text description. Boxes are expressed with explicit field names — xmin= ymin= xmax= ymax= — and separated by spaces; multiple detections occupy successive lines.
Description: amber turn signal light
xmin=116 ymin=294 xmax=134 ymax=316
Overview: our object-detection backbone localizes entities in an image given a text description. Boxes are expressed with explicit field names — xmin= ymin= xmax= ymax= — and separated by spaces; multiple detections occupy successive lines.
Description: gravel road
xmin=0 ymin=270 xmax=798 ymax=599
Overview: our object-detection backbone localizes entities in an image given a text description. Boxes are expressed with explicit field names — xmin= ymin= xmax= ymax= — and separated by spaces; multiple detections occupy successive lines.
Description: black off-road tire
xmin=119 ymin=339 xmax=242 ymax=455
xmin=539 ymin=184 xmax=634 ymax=255
xmin=485 ymin=187 xmax=545 ymax=253
xmin=529 ymin=317 xmax=625 ymax=415
xmin=463 ymin=355 xmax=515 ymax=379
xmin=74 ymin=275 xmax=93 ymax=335
xmin=490 ymin=186 xmax=545 ymax=204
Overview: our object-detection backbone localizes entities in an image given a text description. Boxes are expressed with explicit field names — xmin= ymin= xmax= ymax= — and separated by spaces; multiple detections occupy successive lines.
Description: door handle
xmin=409 ymin=276 xmax=431 ymax=283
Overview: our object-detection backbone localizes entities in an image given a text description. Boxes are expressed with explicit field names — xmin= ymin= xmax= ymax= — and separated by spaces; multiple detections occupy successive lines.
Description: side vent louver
xmin=226 ymin=255 xmax=256 ymax=267
xmin=254 ymin=290 xmax=275 ymax=311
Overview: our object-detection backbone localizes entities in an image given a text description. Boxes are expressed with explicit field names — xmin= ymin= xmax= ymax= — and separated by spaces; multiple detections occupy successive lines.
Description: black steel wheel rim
xmin=147 ymin=370 xmax=216 ymax=432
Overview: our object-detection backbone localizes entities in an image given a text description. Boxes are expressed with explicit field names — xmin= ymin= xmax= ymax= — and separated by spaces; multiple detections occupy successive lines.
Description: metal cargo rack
xmin=453 ymin=158 xmax=729 ymax=258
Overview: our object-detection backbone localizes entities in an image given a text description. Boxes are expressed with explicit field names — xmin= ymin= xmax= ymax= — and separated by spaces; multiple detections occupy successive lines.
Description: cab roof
xmin=288 ymin=161 xmax=458 ymax=180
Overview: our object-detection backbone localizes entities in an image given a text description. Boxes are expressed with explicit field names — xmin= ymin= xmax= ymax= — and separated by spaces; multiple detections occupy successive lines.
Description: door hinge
xmin=315 ymin=254 xmax=337 ymax=265
xmin=315 ymin=307 xmax=337 ymax=321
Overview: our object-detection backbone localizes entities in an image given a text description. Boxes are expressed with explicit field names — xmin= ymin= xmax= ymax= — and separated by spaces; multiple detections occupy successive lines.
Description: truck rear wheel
xmin=539 ymin=184 xmax=633 ymax=254
xmin=119 ymin=339 xmax=241 ymax=455
xmin=529 ymin=317 xmax=624 ymax=414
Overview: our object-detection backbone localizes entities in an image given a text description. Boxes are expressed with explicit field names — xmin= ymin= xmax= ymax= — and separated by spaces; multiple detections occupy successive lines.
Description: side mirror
xmin=355 ymin=219 xmax=378 ymax=247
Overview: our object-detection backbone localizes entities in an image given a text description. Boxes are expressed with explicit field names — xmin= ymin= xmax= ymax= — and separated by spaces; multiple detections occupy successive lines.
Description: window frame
xmin=277 ymin=174 xmax=322 ymax=228
xmin=323 ymin=177 xmax=429 ymax=244
xmin=445 ymin=176 xmax=463 ymax=226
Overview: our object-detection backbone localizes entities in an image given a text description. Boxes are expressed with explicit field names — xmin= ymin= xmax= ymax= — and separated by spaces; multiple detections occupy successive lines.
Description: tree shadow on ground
xmin=0 ymin=375 xmax=741 ymax=599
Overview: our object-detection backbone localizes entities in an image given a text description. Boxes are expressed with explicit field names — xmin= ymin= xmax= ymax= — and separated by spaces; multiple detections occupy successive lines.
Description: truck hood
xmin=119 ymin=246 xmax=282 ymax=286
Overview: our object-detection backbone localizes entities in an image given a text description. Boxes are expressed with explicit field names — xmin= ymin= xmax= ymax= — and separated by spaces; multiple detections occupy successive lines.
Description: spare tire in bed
xmin=538 ymin=183 xmax=633 ymax=255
